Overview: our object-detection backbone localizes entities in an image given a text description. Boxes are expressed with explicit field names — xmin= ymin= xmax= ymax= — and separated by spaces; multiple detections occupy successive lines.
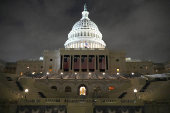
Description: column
xmin=72 ymin=55 xmax=74 ymax=72
xmin=60 ymin=55 xmax=62 ymax=70
xmin=94 ymin=55 xmax=96 ymax=71
xmin=79 ymin=55 xmax=82 ymax=72
xmin=69 ymin=55 xmax=71 ymax=71
xmin=105 ymin=55 xmax=106 ymax=71
xmin=98 ymin=55 xmax=99 ymax=70
xmin=108 ymin=56 xmax=110 ymax=71
xmin=62 ymin=55 xmax=64 ymax=71
xmin=87 ymin=55 xmax=89 ymax=71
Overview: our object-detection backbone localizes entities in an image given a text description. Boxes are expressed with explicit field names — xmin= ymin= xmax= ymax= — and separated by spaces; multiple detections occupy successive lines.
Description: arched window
xmin=65 ymin=86 xmax=71 ymax=92
xmin=51 ymin=86 xmax=57 ymax=90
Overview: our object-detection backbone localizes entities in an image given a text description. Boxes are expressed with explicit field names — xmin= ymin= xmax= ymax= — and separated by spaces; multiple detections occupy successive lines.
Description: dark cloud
xmin=0 ymin=0 xmax=170 ymax=63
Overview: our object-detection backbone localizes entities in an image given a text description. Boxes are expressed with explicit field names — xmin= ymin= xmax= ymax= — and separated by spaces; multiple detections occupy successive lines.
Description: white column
xmin=79 ymin=55 xmax=82 ymax=72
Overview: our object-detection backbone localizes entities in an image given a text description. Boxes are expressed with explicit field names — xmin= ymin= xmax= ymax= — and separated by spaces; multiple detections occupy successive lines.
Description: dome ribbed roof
xmin=72 ymin=19 xmax=99 ymax=30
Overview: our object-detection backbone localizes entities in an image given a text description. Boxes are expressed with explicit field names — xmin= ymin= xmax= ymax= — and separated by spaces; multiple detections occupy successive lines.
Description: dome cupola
xmin=64 ymin=4 xmax=106 ymax=48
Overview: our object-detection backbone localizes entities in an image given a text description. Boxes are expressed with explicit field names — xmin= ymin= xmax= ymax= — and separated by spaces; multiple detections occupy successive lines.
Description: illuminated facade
xmin=15 ymin=5 xmax=154 ymax=76
xmin=64 ymin=4 xmax=106 ymax=49
xmin=1 ymin=4 xmax=170 ymax=113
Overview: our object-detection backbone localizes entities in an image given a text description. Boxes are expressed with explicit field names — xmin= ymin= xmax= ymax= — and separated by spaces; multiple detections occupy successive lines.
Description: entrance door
xmin=79 ymin=86 xmax=86 ymax=95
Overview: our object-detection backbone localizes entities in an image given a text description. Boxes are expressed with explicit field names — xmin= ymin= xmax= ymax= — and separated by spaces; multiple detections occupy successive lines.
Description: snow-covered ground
xmin=145 ymin=73 xmax=170 ymax=78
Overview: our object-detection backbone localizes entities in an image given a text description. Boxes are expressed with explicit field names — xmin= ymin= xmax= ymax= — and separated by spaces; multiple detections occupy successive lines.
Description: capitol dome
xmin=64 ymin=4 xmax=106 ymax=48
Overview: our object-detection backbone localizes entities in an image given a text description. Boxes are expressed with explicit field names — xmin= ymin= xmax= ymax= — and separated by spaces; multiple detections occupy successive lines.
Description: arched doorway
xmin=80 ymin=86 xmax=86 ymax=95
xmin=77 ymin=84 xmax=88 ymax=95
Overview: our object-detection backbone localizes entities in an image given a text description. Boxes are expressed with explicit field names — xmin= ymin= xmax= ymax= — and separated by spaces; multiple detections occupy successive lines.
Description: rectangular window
xmin=41 ymin=66 xmax=43 ymax=68
xmin=74 ymin=58 xmax=77 ymax=62
xmin=99 ymin=58 xmax=102 ymax=62
xmin=89 ymin=58 xmax=92 ymax=62
xmin=81 ymin=58 xmax=84 ymax=62
xmin=50 ymin=59 xmax=53 ymax=61
xmin=116 ymin=59 xmax=119 ymax=62
xmin=64 ymin=58 xmax=67 ymax=62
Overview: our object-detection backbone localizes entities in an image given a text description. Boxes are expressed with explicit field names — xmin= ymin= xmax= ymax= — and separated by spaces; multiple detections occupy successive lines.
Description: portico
xmin=59 ymin=48 xmax=110 ymax=73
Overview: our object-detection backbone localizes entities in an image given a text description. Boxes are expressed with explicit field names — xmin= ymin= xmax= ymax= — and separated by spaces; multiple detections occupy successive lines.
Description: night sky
xmin=0 ymin=0 xmax=170 ymax=63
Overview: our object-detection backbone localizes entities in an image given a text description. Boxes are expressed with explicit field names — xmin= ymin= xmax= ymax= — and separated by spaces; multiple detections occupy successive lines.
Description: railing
xmin=60 ymin=48 xmax=109 ymax=51
xmin=139 ymin=81 xmax=170 ymax=99
xmin=35 ymin=78 xmax=131 ymax=83
xmin=17 ymin=98 xmax=144 ymax=106
xmin=0 ymin=83 xmax=23 ymax=98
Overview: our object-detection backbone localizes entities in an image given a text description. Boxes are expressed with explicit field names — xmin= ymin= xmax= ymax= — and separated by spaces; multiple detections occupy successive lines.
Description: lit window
xmin=117 ymin=73 xmax=119 ymax=75
xmin=146 ymin=67 xmax=148 ymax=69
xmin=27 ymin=67 xmax=29 ymax=69
xmin=109 ymin=86 xmax=114 ymax=90
xmin=89 ymin=73 xmax=91 ymax=74
xmin=132 ymin=72 xmax=134 ymax=75
xmin=117 ymin=69 xmax=119 ymax=72
xmin=103 ymin=73 xmax=105 ymax=75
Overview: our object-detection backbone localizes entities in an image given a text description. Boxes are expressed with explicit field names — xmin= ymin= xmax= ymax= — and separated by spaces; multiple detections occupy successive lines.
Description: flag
xmin=85 ymin=43 xmax=90 ymax=48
